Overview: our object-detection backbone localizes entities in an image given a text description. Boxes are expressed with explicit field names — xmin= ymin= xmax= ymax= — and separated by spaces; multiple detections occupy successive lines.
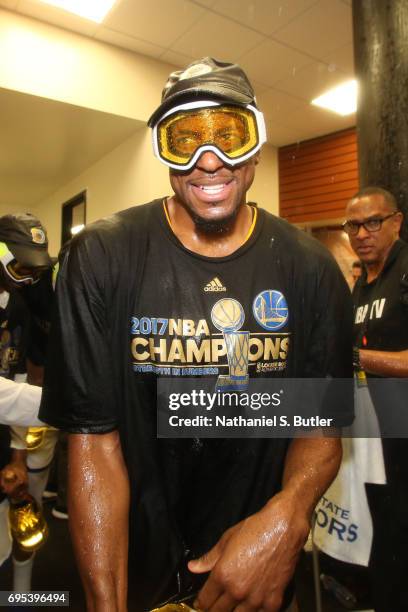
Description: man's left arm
xmin=189 ymin=248 xmax=349 ymax=611
xmin=189 ymin=437 xmax=341 ymax=612
xmin=359 ymin=348 xmax=408 ymax=377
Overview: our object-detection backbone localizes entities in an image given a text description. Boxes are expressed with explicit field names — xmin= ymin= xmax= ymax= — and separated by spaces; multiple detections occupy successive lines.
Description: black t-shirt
xmin=353 ymin=240 xmax=408 ymax=352
xmin=352 ymin=239 xmax=408 ymax=485
xmin=0 ymin=290 xmax=30 ymax=379
xmin=21 ymin=267 xmax=55 ymax=366
xmin=40 ymin=200 xmax=352 ymax=608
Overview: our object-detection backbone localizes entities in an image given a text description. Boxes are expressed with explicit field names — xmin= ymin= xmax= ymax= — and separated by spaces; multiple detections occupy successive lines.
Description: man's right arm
xmin=39 ymin=229 xmax=129 ymax=609
xmin=68 ymin=431 xmax=130 ymax=612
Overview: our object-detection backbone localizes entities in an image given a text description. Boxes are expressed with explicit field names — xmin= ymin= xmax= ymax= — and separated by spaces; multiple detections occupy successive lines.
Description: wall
xmin=249 ymin=144 xmax=279 ymax=215
xmin=279 ymin=128 xmax=358 ymax=224
xmin=35 ymin=128 xmax=166 ymax=255
xmin=0 ymin=204 xmax=26 ymax=216
xmin=36 ymin=133 xmax=279 ymax=257
xmin=312 ymin=227 xmax=357 ymax=288
xmin=0 ymin=10 xmax=279 ymax=254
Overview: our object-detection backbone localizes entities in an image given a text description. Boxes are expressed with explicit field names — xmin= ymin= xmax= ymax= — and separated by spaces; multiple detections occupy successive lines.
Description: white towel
xmin=313 ymin=378 xmax=386 ymax=566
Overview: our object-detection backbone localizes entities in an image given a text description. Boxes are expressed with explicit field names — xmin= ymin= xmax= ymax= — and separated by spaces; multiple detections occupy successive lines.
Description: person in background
xmin=0 ymin=213 xmax=53 ymax=387
xmin=343 ymin=185 xmax=408 ymax=612
xmin=41 ymin=57 xmax=352 ymax=612
xmin=350 ymin=260 xmax=362 ymax=288
xmin=0 ymin=213 xmax=52 ymax=591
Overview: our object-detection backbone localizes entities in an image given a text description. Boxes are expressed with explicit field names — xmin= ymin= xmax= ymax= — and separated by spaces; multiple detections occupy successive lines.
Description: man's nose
xmin=195 ymin=150 xmax=225 ymax=172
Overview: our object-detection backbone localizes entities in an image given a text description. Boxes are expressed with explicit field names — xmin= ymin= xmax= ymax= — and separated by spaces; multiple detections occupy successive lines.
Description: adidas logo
xmin=204 ymin=277 xmax=226 ymax=292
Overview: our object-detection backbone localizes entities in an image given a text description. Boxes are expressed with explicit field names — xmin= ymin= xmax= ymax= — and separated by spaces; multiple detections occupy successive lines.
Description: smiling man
xmin=40 ymin=58 xmax=352 ymax=612
xmin=344 ymin=186 xmax=408 ymax=611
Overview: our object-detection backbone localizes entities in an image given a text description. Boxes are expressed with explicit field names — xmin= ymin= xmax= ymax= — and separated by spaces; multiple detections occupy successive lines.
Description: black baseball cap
xmin=147 ymin=57 xmax=257 ymax=127
xmin=0 ymin=213 xmax=52 ymax=268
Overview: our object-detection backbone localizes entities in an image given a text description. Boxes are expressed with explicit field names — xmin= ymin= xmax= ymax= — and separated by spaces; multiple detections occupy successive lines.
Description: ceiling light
xmin=38 ymin=0 xmax=117 ymax=23
xmin=311 ymin=80 xmax=357 ymax=116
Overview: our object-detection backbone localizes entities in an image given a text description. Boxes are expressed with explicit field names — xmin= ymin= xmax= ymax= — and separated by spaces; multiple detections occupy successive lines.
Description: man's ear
xmin=254 ymin=152 xmax=261 ymax=166
xmin=395 ymin=211 xmax=404 ymax=235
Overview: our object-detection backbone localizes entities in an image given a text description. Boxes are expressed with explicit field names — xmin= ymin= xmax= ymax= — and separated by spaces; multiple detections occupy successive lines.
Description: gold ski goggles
xmin=152 ymin=101 xmax=267 ymax=170
xmin=0 ymin=242 xmax=44 ymax=285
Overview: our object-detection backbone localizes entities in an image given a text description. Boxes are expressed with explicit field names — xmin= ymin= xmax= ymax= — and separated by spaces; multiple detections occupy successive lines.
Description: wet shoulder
xmin=69 ymin=199 xmax=163 ymax=256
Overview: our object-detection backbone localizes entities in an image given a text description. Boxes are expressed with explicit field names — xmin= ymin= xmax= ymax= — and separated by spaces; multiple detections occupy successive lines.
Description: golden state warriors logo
xmin=253 ymin=290 xmax=289 ymax=331
xmin=30 ymin=227 xmax=46 ymax=244
xmin=211 ymin=298 xmax=249 ymax=392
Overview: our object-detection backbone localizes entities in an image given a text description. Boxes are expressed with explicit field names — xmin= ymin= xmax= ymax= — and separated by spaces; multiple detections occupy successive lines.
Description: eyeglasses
xmin=342 ymin=212 xmax=399 ymax=236
xmin=151 ymin=100 xmax=267 ymax=170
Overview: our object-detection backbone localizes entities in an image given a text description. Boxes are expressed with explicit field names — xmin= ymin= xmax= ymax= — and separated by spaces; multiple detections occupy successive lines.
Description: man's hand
xmin=0 ymin=462 xmax=28 ymax=499
xmin=188 ymin=490 xmax=309 ymax=612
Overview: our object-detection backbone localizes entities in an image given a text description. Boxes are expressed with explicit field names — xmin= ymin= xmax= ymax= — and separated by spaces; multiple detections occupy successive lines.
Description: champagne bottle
xmin=4 ymin=472 xmax=48 ymax=552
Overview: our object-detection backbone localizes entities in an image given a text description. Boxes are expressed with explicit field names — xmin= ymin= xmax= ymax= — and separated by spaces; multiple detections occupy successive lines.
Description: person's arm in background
xmin=0 ymin=377 xmax=42 ymax=427
xmin=359 ymin=348 xmax=408 ymax=377
xmin=189 ymin=437 xmax=341 ymax=612
xmin=68 ymin=431 xmax=130 ymax=612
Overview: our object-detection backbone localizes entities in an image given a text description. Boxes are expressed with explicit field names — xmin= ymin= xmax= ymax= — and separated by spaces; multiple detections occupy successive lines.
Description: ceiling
xmin=0 ymin=87 xmax=143 ymax=207
xmin=0 ymin=0 xmax=356 ymax=206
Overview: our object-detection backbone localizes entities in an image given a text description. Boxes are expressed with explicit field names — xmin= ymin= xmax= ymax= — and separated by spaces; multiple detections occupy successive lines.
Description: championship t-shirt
xmin=40 ymin=200 xmax=352 ymax=609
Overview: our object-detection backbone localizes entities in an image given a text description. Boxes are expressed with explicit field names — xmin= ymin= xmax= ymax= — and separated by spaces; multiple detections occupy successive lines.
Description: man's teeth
xmin=199 ymin=184 xmax=225 ymax=194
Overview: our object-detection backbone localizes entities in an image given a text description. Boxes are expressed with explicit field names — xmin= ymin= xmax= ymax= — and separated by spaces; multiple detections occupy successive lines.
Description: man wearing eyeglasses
xmin=344 ymin=187 xmax=408 ymax=376
xmin=40 ymin=58 xmax=353 ymax=612
xmin=344 ymin=186 xmax=408 ymax=612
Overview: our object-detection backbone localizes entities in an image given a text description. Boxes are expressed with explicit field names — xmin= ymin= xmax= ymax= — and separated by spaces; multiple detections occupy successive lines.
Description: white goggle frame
xmin=151 ymin=100 xmax=267 ymax=171
xmin=0 ymin=246 xmax=36 ymax=285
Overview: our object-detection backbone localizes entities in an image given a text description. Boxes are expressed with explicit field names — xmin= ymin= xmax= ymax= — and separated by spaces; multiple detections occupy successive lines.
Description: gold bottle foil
xmin=26 ymin=427 xmax=47 ymax=451
xmin=151 ymin=604 xmax=195 ymax=612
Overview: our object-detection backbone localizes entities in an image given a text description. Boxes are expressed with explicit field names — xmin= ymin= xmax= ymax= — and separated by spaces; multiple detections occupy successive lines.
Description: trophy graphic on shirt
xmin=211 ymin=298 xmax=249 ymax=392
